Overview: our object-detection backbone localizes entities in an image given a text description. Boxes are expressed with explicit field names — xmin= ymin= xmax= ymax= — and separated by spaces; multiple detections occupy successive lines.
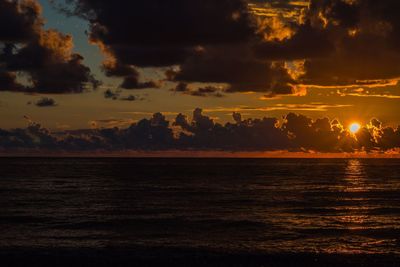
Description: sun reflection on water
xmin=324 ymin=159 xmax=366 ymax=253
xmin=326 ymin=159 xmax=383 ymax=254
xmin=345 ymin=159 xmax=365 ymax=179
xmin=344 ymin=159 xmax=367 ymax=192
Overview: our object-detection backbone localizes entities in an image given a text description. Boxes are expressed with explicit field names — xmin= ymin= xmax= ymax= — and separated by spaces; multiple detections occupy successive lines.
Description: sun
xmin=349 ymin=123 xmax=361 ymax=134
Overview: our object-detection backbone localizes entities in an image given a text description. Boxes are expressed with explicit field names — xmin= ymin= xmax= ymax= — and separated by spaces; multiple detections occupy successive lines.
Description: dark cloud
xmin=171 ymin=82 xmax=224 ymax=97
xmin=0 ymin=0 xmax=42 ymax=42
xmin=191 ymin=86 xmax=224 ymax=98
xmin=377 ymin=126 xmax=400 ymax=150
xmin=120 ymin=76 xmax=159 ymax=90
xmin=0 ymin=0 xmax=98 ymax=93
xmin=104 ymin=89 xmax=119 ymax=100
xmin=0 ymin=71 xmax=23 ymax=91
xmin=103 ymin=89 xmax=143 ymax=101
xmin=1 ymin=109 xmax=399 ymax=152
xmin=68 ymin=0 xmax=254 ymax=47
xmin=110 ymin=46 xmax=190 ymax=68
xmin=256 ymin=0 xmax=400 ymax=86
xmin=67 ymin=0 xmax=400 ymax=90
xmin=0 ymin=121 xmax=57 ymax=150
xmin=25 ymin=51 xmax=98 ymax=93
xmin=173 ymin=45 xmax=295 ymax=94
xmin=120 ymin=95 xmax=137 ymax=101
xmin=71 ymin=0 xmax=400 ymax=92
xmin=282 ymin=113 xmax=356 ymax=152
xmin=11 ymin=0 xmax=400 ymax=94
xmin=172 ymin=82 xmax=190 ymax=93
xmin=58 ymin=0 xmax=297 ymax=95
xmin=35 ymin=97 xmax=57 ymax=107
xmin=102 ymin=62 xmax=158 ymax=90
xmin=254 ymin=24 xmax=334 ymax=61
xmin=67 ymin=0 xmax=255 ymax=79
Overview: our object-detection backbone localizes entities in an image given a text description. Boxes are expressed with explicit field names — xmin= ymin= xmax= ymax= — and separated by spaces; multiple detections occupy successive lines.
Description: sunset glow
xmin=1 ymin=1 xmax=400 ymax=266
xmin=0 ymin=0 xmax=400 ymax=155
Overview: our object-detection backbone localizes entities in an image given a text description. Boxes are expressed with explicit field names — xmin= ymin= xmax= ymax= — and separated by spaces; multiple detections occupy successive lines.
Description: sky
xmin=1 ymin=0 xmax=400 ymax=153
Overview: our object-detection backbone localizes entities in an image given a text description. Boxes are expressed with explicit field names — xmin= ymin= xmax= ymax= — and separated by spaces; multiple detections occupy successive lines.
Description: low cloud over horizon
xmin=1 ymin=109 xmax=399 ymax=153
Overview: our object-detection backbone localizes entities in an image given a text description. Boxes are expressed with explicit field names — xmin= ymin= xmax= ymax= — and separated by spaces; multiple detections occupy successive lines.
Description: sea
xmin=0 ymin=158 xmax=400 ymax=266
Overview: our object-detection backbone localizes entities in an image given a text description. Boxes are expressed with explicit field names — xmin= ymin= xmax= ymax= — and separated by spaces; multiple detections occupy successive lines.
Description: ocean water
xmin=0 ymin=158 xmax=400 ymax=266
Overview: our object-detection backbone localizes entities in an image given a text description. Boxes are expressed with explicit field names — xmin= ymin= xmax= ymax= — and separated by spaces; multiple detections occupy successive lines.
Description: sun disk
xmin=349 ymin=123 xmax=361 ymax=134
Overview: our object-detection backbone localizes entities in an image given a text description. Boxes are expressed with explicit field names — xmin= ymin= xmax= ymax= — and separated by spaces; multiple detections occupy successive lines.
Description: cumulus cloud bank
xmin=1 ymin=109 xmax=399 ymax=153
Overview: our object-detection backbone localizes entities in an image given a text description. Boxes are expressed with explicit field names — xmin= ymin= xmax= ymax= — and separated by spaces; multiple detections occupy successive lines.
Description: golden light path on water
xmin=328 ymin=159 xmax=396 ymax=254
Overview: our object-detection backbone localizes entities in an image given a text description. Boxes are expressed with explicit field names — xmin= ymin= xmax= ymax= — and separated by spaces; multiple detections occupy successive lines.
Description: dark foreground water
xmin=0 ymin=158 xmax=400 ymax=266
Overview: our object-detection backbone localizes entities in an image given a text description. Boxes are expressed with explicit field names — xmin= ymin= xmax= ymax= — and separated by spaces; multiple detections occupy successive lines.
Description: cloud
xmin=171 ymin=82 xmax=224 ymax=97
xmin=335 ymin=87 xmax=400 ymax=99
xmin=0 ymin=71 xmax=23 ymax=91
xmin=0 ymin=0 xmax=42 ymax=43
xmin=57 ymin=0 xmax=297 ymax=95
xmin=61 ymin=0 xmax=400 ymax=94
xmin=104 ymin=89 xmax=119 ymax=100
xmin=69 ymin=0 xmax=254 ymax=54
xmin=256 ymin=0 xmax=400 ymax=86
xmin=0 ymin=0 xmax=98 ymax=93
xmin=174 ymin=45 xmax=296 ymax=94
xmin=15 ymin=0 xmax=400 ymax=94
xmin=121 ymin=95 xmax=141 ymax=101
xmin=102 ymin=62 xmax=159 ymax=89
xmin=35 ymin=97 xmax=57 ymax=107
xmin=191 ymin=86 xmax=225 ymax=97
xmin=0 ymin=121 xmax=57 ymax=150
xmin=120 ymin=76 xmax=159 ymax=90
xmin=120 ymin=95 xmax=137 ymax=101
xmin=89 ymin=118 xmax=136 ymax=128
xmin=254 ymin=24 xmax=333 ymax=61
xmin=203 ymin=103 xmax=352 ymax=113
xmin=103 ymin=89 xmax=144 ymax=101
xmin=1 ymin=109 xmax=399 ymax=153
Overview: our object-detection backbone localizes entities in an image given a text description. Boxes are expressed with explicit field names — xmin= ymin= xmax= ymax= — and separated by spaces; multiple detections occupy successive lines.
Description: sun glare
xmin=349 ymin=123 xmax=361 ymax=134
